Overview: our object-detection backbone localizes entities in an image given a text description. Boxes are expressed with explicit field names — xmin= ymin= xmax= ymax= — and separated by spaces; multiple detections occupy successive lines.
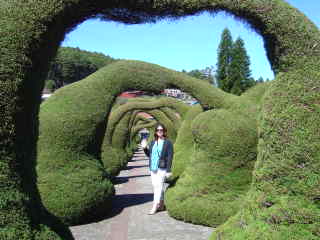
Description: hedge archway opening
xmin=37 ymin=60 xmax=231 ymax=226
xmin=1 ymin=1 xmax=319 ymax=239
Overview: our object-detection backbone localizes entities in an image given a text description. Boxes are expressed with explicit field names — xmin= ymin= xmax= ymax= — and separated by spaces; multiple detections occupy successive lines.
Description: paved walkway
xmin=70 ymin=146 xmax=213 ymax=240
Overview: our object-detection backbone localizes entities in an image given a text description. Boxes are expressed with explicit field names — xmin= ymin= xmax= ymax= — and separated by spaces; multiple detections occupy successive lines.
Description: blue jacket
xmin=143 ymin=139 xmax=173 ymax=172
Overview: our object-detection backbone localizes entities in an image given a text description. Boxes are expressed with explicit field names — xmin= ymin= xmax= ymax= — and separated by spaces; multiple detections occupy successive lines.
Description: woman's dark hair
xmin=154 ymin=123 xmax=167 ymax=140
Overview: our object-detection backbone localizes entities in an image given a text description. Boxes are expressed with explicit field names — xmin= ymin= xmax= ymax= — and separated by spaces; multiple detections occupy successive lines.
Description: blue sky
xmin=62 ymin=0 xmax=319 ymax=81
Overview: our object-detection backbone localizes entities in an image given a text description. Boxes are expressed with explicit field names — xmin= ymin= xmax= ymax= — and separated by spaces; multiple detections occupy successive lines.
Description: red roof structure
xmin=119 ymin=91 xmax=146 ymax=98
xmin=137 ymin=112 xmax=153 ymax=119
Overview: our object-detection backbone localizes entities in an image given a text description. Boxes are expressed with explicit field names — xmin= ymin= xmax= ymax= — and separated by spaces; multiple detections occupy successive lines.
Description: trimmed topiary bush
xmin=157 ymin=106 xmax=182 ymax=129
xmin=166 ymin=106 xmax=259 ymax=226
xmin=130 ymin=112 xmax=152 ymax=131
xmin=37 ymin=84 xmax=115 ymax=226
xmin=166 ymin=82 xmax=270 ymax=226
xmin=129 ymin=117 xmax=157 ymax=146
xmin=101 ymin=112 xmax=133 ymax=177
xmin=106 ymin=97 xmax=189 ymax=144
xmin=101 ymin=97 xmax=189 ymax=176
xmin=37 ymin=60 xmax=221 ymax=225
xmin=170 ymin=105 xmax=203 ymax=178
xmin=129 ymin=115 xmax=157 ymax=143
xmin=211 ymin=58 xmax=320 ymax=239
xmin=146 ymin=109 xmax=178 ymax=142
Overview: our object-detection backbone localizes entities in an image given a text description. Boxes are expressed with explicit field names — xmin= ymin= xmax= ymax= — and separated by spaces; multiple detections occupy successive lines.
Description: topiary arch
xmin=1 ymin=0 xmax=319 ymax=239
xmin=129 ymin=117 xmax=157 ymax=143
xmin=101 ymin=97 xmax=184 ymax=178
xmin=165 ymin=89 xmax=261 ymax=227
xmin=37 ymin=59 xmax=231 ymax=227
xmin=105 ymin=97 xmax=189 ymax=145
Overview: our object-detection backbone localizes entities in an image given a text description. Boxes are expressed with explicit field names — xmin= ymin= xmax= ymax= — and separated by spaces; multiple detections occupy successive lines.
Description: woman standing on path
xmin=142 ymin=124 xmax=173 ymax=215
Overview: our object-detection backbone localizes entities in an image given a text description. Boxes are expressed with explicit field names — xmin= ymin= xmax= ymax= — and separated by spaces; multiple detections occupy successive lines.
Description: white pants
xmin=150 ymin=168 xmax=167 ymax=205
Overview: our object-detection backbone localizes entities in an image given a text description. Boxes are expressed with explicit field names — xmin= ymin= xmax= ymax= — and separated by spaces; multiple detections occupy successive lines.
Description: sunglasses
xmin=156 ymin=129 xmax=164 ymax=132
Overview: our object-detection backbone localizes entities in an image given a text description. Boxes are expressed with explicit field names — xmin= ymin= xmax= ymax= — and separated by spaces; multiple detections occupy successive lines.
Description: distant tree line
xmin=182 ymin=28 xmax=271 ymax=96
xmin=47 ymin=39 xmax=270 ymax=95
xmin=45 ymin=47 xmax=117 ymax=91
xmin=181 ymin=66 xmax=216 ymax=86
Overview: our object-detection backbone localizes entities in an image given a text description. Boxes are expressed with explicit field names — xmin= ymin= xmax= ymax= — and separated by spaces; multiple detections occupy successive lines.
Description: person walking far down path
xmin=142 ymin=123 xmax=173 ymax=215
xmin=70 ymin=143 xmax=213 ymax=240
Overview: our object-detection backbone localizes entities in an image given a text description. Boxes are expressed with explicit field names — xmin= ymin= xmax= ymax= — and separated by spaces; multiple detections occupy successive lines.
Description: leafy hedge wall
xmin=101 ymin=112 xmax=133 ymax=177
xmin=129 ymin=116 xmax=157 ymax=152
xmin=37 ymin=60 xmax=216 ymax=226
xmin=169 ymin=105 xmax=203 ymax=178
xmin=101 ymin=97 xmax=189 ymax=176
xmin=105 ymin=97 xmax=189 ymax=145
xmin=211 ymin=58 xmax=320 ymax=239
xmin=166 ymin=83 xmax=268 ymax=226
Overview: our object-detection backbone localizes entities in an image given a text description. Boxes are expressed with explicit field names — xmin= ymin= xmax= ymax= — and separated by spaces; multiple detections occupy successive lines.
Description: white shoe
xmin=148 ymin=206 xmax=157 ymax=215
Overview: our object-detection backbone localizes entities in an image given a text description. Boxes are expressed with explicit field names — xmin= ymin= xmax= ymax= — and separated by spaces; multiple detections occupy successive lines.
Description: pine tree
xmin=228 ymin=37 xmax=253 ymax=95
xmin=257 ymin=76 xmax=264 ymax=83
xmin=216 ymin=28 xmax=233 ymax=91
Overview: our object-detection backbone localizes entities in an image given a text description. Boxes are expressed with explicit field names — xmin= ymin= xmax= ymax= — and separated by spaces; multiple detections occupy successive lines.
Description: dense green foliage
xmin=216 ymin=29 xmax=255 ymax=95
xmin=229 ymin=38 xmax=255 ymax=95
xmin=211 ymin=58 xmax=320 ymax=239
xmin=130 ymin=118 xmax=157 ymax=143
xmin=38 ymin=83 xmax=115 ymax=226
xmin=130 ymin=112 xmax=153 ymax=133
xmin=46 ymin=47 xmax=116 ymax=90
xmin=166 ymin=84 xmax=267 ymax=226
xmin=101 ymin=96 xmax=188 ymax=177
xmin=146 ymin=109 xmax=178 ymax=141
xmin=37 ymin=60 xmax=215 ymax=226
xmin=105 ymin=97 xmax=188 ymax=145
xmin=1 ymin=0 xmax=319 ymax=239
xmin=216 ymin=28 xmax=233 ymax=91
xmin=169 ymin=105 xmax=203 ymax=178
xmin=182 ymin=67 xmax=216 ymax=85
xmin=101 ymin=112 xmax=132 ymax=177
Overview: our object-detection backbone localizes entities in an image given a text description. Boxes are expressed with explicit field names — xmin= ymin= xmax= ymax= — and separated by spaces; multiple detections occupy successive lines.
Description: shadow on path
xmin=77 ymin=188 xmax=153 ymax=224
xmin=114 ymin=175 xmax=150 ymax=185
xmin=80 ymin=156 xmax=152 ymax=224
xmin=107 ymin=193 xmax=153 ymax=218
xmin=125 ymin=165 xmax=148 ymax=170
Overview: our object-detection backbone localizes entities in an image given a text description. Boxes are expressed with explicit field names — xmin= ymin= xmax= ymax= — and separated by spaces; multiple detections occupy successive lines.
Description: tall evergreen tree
xmin=216 ymin=28 xmax=233 ymax=91
xmin=257 ymin=76 xmax=264 ymax=83
xmin=228 ymin=37 xmax=254 ymax=95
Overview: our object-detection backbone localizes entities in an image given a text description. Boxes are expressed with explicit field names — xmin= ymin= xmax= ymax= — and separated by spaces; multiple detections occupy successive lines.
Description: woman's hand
xmin=165 ymin=172 xmax=172 ymax=178
xmin=141 ymin=139 xmax=148 ymax=149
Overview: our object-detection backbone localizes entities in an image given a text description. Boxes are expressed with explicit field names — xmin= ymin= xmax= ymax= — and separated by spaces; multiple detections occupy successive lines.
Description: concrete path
xmin=70 ymin=146 xmax=214 ymax=240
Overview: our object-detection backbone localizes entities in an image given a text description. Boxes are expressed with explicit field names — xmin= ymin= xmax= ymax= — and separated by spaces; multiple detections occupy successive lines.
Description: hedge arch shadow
xmin=1 ymin=0 xmax=319 ymax=239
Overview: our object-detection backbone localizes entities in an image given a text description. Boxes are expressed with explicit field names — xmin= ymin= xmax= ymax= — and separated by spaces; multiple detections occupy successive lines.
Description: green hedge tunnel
xmin=37 ymin=60 xmax=229 ymax=227
xmin=123 ymin=105 xmax=183 ymax=141
xmin=130 ymin=118 xmax=158 ymax=145
xmin=101 ymin=111 xmax=133 ymax=177
xmin=105 ymin=97 xmax=189 ymax=145
xmin=101 ymin=97 xmax=190 ymax=177
xmin=102 ymin=98 xmax=184 ymax=177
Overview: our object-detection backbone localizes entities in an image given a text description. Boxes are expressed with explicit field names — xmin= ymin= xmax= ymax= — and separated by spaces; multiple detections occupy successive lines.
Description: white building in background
xmin=41 ymin=93 xmax=52 ymax=100
xmin=41 ymin=88 xmax=52 ymax=101
xmin=164 ymin=89 xmax=182 ymax=98
xmin=163 ymin=89 xmax=196 ymax=102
